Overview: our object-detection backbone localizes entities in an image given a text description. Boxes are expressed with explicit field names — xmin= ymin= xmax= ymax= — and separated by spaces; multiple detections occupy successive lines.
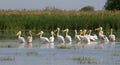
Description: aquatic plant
xmin=0 ymin=44 xmax=13 ymax=48
xmin=26 ymin=51 xmax=39 ymax=56
xmin=73 ymin=56 xmax=97 ymax=64
xmin=112 ymin=52 xmax=120 ymax=56
xmin=0 ymin=57 xmax=15 ymax=61
xmin=57 ymin=45 xmax=72 ymax=49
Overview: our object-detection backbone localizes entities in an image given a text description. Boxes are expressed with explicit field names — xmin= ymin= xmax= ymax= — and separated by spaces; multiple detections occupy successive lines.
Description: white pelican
xmin=27 ymin=30 xmax=34 ymax=48
xmin=16 ymin=31 xmax=25 ymax=48
xmin=95 ymin=27 xmax=109 ymax=42
xmin=109 ymin=28 xmax=115 ymax=42
xmin=37 ymin=31 xmax=50 ymax=48
xmin=49 ymin=31 xmax=55 ymax=48
xmin=74 ymin=30 xmax=81 ymax=44
xmin=63 ymin=28 xmax=72 ymax=46
xmin=82 ymin=29 xmax=91 ymax=44
xmin=54 ymin=27 xmax=65 ymax=46
xmin=87 ymin=30 xmax=98 ymax=41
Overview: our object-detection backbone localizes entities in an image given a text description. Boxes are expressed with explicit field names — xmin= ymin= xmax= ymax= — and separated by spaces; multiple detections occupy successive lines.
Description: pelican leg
xmin=18 ymin=43 xmax=25 ymax=48
xmin=27 ymin=42 xmax=32 ymax=48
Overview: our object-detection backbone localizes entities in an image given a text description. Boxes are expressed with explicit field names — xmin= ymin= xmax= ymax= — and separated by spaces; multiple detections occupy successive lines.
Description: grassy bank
xmin=0 ymin=10 xmax=120 ymax=40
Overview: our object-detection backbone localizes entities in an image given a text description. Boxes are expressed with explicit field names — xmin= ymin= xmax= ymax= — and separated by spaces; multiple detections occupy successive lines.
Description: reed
xmin=0 ymin=10 xmax=120 ymax=40
xmin=73 ymin=56 xmax=97 ymax=64
xmin=0 ymin=57 xmax=15 ymax=61
xmin=26 ymin=51 xmax=39 ymax=56
xmin=112 ymin=52 xmax=120 ymax=56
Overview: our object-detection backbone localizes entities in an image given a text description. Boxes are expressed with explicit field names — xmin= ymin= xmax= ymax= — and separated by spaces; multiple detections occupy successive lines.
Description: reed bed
xmin=0 ymin=10 xmax=120 ymax=40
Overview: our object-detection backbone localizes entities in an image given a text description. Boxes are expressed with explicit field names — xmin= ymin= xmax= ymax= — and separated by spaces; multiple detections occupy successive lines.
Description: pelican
xmin=63 ymin=28 xmax=72 ymax=46
xmin=37 ymin=31 xmax=50 ymax=48
xmin=27 ymin=30 xmax=34 ymax=48
xmin=87 ymin=30 xmax=98 ymax=41
xmin=74 ymin=30 xmax=81 ymax=44
xmin=95 ymin=27 xmax=109 ymax=42
xmin=49 ymin=31 xmax=55 ymax=48
xmin=54 ymin=27 xmax=65 ymax=46
xmin=109 ymin=28 xmax=115 ymax=42
xmin=82 ymin=29 xmax=91 ymax=44
xmin=16 ymin=31 xmax=25 ymax=48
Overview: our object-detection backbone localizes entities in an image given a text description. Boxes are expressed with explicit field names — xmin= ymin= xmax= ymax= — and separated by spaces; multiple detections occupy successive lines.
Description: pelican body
xmin=37 ymin=31 xmax=50 ymax=48
xmin=54 ymin=27 xmax=65 ymax=46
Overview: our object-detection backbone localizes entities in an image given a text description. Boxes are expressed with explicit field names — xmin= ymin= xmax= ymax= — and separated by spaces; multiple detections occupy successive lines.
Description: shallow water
xmin=0 ymin=40 xmax=120 ymax=65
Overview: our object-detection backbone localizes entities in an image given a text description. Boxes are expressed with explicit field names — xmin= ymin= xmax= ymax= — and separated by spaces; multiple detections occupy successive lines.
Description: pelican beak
xmin=95 ymin=27 xmax=101 ymax=31
xmin=63 ymin=29 xmax=67 ymax=32
xmin=31 ymin=31 xmax=35 ymax=35
xmin=79 ymin=31 xmax=83 ymax=35
xmin=81 ymin=31 xmax=85 ymax=35
xmin=53 ymin=32 xmax=56 ymax=36
xmin=16 ymin=31 xmax=21 ymax=36
xmin=37 ymin=32 xmax=41 ymax=36
xmin=54 ymin=29 xmax=58 ymax=33
xmin=79 ymin=30 xmax=82 ymax=35
xmin=29 ymin=30 xmax=34 ymax=35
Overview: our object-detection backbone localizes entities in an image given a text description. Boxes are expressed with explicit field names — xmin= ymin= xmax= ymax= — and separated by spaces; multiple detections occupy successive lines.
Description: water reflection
xmin=0 ymin=40 xmax=118 ymax=49
xmin=0 ymin=40 xmax=119 ymax=65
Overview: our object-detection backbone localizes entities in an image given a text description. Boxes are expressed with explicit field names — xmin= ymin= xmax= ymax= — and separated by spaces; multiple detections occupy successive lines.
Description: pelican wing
xmin=18 ymin=37 xmax=25 ymax=43
xmin=57 ymin=35 xmax=65 ymax=43
xmin=65 ymin=35 xmax=72 ymax=43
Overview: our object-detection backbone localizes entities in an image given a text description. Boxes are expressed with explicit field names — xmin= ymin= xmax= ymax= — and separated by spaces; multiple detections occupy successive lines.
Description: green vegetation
xmin=57 ymin=45 xmax=72 ymax=49
xmin=0 ymin=44 xmax=13 ymax=48
xmin=80 ymin=6 xmax=94 ymax=11
xmin=0 ymin=57 xmax=15 ymax=61
xmin=104 ymin=0 xmax=120 ymax=10
xmin=26 ymin=51 xmax=39 ymax=56
xmin=0 ymin=10 xmax=120 ymax=40
xmin=112 ymin=52 xmax=120 ymax=56
xmin=73 ymin=56 xmax=97 ymax=64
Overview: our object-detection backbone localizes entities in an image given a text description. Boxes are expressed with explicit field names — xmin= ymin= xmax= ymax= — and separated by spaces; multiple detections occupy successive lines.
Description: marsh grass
xmin=57 ymin=45 xmax=72 ymax=49
xmin=112 ymin=52 xmax=120 ymax=56
xmin=0 ymin=44 xmax=13 ymax=48
xmin=0 ymin=10 xmax=120 ymax=40
xmin=73 ymin=56 xmax=97 ymax=64
xmin=0 ymin=57 xmax=15 ymax=61
xmin=26 ymin=51 xmax=39 ymax=56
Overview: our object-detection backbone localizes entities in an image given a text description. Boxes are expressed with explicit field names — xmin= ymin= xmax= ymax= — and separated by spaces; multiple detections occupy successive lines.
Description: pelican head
xmin=54 ymin=27 xmax=60 ymax=33
xmin=82 ymin=29 xmax=87 ymax=35
xmin=95 ymin=27 xmax=103 ymax=31
xmin=83 ymin=29 xmax=87 ymax=33
xmin=37 ymin=31 xmax=44 ymax=36
xmin=63 ymin=28 xmax=69 ymax=32
xmin=51 ymin=31 xmax=55 ymax=36
xmin=16 ymin=31 xmax=21 ymax=36
xmin=75 ymin=30 xmax=78 ymax=35
xmin=87 ymin=30 xmax=92 ymax=34
xmin=29 ymin=30 xmax=34 ymax=35
xmin=79 ymin=30 xmax=82 ymax=35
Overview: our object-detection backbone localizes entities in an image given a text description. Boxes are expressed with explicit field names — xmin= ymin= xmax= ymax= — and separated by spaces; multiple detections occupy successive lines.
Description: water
xmin=0 ymin=40 xmax=120 ymax=65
